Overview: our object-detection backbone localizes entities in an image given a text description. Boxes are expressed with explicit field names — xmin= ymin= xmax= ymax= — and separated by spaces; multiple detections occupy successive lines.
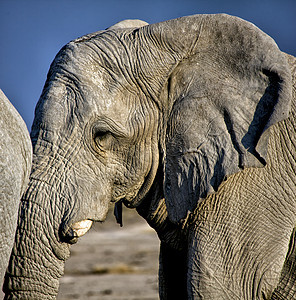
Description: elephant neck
xmin=135 ymin=167 xmax=189 ymax=250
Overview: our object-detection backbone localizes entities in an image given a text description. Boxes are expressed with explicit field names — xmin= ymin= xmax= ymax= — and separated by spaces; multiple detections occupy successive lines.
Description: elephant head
xmin=4 ymin=14 xmax=291 ymax=298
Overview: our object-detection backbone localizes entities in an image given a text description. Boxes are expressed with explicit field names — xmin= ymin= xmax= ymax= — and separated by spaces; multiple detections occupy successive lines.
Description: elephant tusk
xmin=71 ymin=220 xmax=93 ymax=237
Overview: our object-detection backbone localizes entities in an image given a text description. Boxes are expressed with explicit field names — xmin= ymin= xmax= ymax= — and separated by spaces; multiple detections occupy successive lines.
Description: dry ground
xmin=57 ymin=206 xmax=160 ymax=300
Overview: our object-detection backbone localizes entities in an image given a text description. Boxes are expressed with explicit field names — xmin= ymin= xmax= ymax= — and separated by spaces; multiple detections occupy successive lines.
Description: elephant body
xmin=189 ymin=57 xmax=296 ymax=299
xmin=141 ymin=54 xmax=296 ymax=299
xmin=0 ymin=90 xmax=32 ymax=283
xmin=3 ymin=15 xmax=296 ymax=299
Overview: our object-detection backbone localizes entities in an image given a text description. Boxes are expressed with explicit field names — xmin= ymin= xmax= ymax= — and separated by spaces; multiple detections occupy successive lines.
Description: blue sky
xmin=1 ymin=0 xmax=295 ymax=129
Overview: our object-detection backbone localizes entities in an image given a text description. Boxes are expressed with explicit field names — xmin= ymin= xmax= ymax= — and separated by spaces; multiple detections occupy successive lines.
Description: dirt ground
xmin=0 ymin=206 xmax=160 ymax=300
xmin=57 ymin=206 xmax=160 ymax=300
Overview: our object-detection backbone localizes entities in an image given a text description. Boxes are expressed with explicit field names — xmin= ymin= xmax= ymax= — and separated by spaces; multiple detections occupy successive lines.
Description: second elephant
xmin=0 ymin=89 xmax=32 ymax=284
xmin=4 ymin=14 xmax=296 ymax=299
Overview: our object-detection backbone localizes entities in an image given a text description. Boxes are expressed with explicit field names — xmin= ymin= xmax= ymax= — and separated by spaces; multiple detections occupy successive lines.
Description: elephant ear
xmin=162 ymin=15 xmax=292 ymax=223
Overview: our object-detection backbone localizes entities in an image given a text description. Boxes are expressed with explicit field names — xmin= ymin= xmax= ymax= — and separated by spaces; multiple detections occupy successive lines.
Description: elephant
xmin=0 ymin=90 xmax=32 ymax=284
xmin=3 ymin=13 xmax=296 ymax=299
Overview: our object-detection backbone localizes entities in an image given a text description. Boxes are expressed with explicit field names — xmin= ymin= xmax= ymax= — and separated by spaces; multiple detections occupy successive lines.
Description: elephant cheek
xmin=58 ymin=186 xmax=110 ymax=244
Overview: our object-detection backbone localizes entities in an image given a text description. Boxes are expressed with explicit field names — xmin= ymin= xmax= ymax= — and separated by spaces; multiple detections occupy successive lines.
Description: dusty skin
xmin=4 ymin=15 xmax=295 ymax=299
xmin=57 ymin=206 xmax=160 ymax=300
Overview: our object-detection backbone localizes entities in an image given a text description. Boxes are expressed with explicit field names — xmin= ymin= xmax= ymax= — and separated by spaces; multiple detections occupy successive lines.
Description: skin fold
xmin=0 ymin=90 xmax=32 ymax=285
xmin=3 ymin=14 xmax=296 ymax=299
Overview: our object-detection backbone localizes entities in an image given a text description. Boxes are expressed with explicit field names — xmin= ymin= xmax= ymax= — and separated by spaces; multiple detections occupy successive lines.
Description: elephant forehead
xmin=37 ymin=83 xmax=68 ymax=128
xmin=78 ymin=85 xmax=131 ymax=127
xmin=40 ymin=44 xmax=138 ymax=134
xmin=37 ymin=82 xmax=132 ymax=144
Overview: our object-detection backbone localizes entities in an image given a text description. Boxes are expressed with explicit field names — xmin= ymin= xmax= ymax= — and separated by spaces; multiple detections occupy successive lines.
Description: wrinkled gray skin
xmin=0 ymin=90 xmax=32 ymax=284
xmin=3 ymin=14 xmax=296 ymax=299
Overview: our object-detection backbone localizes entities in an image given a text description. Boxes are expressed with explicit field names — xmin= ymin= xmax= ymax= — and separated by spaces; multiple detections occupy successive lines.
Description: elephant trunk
xmin=3 ymin=177 xmax=70 ymax=299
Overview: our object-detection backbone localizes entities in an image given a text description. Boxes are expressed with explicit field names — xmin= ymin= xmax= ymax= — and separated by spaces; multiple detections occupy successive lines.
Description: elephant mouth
xmin=61 ymin=219 xmax=93 ymax=244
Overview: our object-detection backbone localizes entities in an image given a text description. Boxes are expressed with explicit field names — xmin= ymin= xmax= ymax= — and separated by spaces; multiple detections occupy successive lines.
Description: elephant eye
xmin=93 ymin=131 xmax=113 ymax=151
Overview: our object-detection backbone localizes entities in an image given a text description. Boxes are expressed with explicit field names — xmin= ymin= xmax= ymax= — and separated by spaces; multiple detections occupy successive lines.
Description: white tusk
xmin=71 ymin=220 xmax=93 ymax=237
